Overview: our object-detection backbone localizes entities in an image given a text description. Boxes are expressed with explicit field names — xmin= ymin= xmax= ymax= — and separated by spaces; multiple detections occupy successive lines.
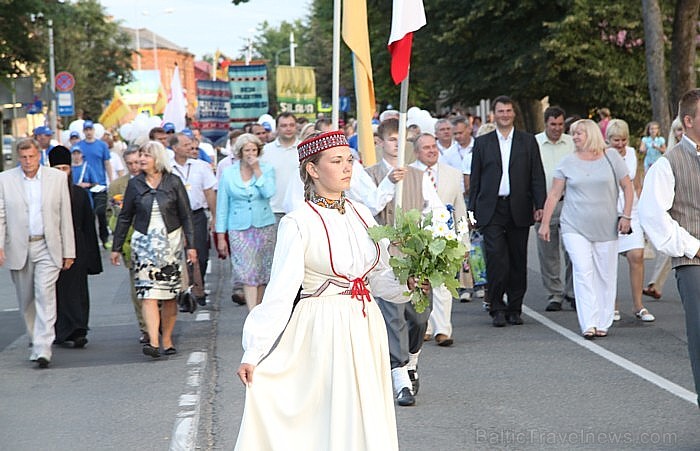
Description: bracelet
xmin=620 ymin=215 xmax=632 ymax=220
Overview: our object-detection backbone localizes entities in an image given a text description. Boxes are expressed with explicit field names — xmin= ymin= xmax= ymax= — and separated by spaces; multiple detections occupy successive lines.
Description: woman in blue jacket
xmin=216 ymin=134 xmax=276 ymax=310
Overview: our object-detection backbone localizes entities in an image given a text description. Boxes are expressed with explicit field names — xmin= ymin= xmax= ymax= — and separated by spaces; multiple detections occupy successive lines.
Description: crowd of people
xmin=3 ymin=89 xmax=700 ymax=446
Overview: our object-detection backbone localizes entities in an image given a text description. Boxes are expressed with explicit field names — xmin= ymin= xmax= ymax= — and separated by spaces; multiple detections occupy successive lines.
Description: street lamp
xmin=30 ymin=12 xmax=58 ymax=135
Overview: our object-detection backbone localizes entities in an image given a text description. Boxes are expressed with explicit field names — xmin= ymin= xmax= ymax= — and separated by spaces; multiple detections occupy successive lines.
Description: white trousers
xmin=562 ymin=233 xmax=617 ymax=334
xmin=426 ymin=284 xmax=452 ymax=337
xmin=10 ymin=240 xmax=61 ymax=360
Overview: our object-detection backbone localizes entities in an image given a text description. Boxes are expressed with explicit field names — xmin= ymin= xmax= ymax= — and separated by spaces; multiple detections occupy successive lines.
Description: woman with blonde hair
xmin=216 ymin=133 xmax=276 ymax=310
xmin=111 ymin=141 xmax=195 ymax=358
xmin=606 ymin=119 xmax=654 ymax=322
xmin=234 ymin=130 xmax=399 ymax=450
xmin=539 ymin=119 xmax=634 ymax=338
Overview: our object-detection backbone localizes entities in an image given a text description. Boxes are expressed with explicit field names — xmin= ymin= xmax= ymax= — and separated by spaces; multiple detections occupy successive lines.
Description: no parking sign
xmin=55 ymin=72 xmax=75 ymax=92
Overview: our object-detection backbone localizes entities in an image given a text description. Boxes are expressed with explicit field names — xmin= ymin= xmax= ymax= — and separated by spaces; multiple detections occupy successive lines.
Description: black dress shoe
xmin=492 ymin=311 xmax=506 ymax=327
xmin=506 ymin=312 xmax=524 ymax=325
xmin=231 ymin=292 xmax=246 ymax=305
xmin=73 ymin=336 xmax=88 ymax=348
xmin=139 ymin=332 xmax=150 ymax=344
xmin=142 ymin=344 xmax=161 ymax=358
xmin=408 ymin=369 xmax=419 ymax=395
xmin=396 ymin=387 xmax=415 ymax=406
xmin=545 ymin=300 xmax=562 ymax=312
xmin=37 ymin=357 xmax=50 ymax=369
xmin=164 ymin=347 xmax=177 ymax=356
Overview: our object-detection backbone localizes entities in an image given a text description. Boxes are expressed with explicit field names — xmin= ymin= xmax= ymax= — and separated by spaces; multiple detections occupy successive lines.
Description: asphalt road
xmin=1 ymin=230 xmax=699 ymax=450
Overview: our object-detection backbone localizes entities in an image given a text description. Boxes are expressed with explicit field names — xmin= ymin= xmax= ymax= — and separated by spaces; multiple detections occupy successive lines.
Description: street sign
xmin=55 ymin=71 xmax=75 ymax=92
xmin=339 ymin=96 xmax=350 ymax=112
xmin=57 ymin=91 xmax=75 ymax=116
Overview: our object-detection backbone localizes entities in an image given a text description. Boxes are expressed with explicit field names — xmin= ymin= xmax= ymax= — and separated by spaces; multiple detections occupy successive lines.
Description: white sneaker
xmin=459 ymin=290 xmax=471 ymax=302
xmin=635 ymin=308 xmax=655 ymax=322
xmin=613 ymin=310 xmax=621 ymax=321
xmin=474 ymin=288 xmax=485 ymax=298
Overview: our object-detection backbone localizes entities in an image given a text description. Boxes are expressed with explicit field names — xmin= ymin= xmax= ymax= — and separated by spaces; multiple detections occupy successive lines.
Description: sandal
xmin=635 ymin=308 xmax=655 ymax=322
xmin=613 ymin=310 xmax=621 ymax=321
xmin=595 ymin=329 xmax=608 ymax=337
xmin=642 ymin=285 xmax=662 ymax=299
xmin=582 ymin=328 xmax=596 ymax=340
xmin=142 ymin=344 xmax=161 ymax=358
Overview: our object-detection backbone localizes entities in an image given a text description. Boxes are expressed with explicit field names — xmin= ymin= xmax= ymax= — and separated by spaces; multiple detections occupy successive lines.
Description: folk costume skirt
xmin=234 ymin=292 xmax=398 ymax=451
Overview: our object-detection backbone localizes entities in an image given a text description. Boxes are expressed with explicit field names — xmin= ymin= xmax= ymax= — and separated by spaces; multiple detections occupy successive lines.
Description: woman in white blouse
xmin=234 ymin=131 xmax=401 ymax=451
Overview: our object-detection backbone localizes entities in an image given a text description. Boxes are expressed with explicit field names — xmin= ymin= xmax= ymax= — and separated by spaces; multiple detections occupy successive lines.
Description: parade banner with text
xmin=196 ymin=80 xmax=231 ymax=143
xmin=228 ymin=63 xmax=269 ymax=127
xmin=276 ymin=65 xmax=316 ymax=120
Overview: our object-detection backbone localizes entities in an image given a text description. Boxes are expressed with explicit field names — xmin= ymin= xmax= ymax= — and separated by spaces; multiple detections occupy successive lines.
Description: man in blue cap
xmin=68 ymin=130 xmax=81 ymax=148
xmin=163 ymin=122 xmax=176 ymax=134
xmin=33 ymin=126 xmax=54 ymax=166
xmin=76 ymin=120 xmax=113 ymax=248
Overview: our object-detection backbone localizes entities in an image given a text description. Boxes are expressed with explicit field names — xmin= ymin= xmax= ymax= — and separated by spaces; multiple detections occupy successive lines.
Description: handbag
xmin=178 ymin=258 xmax=205 ymax=313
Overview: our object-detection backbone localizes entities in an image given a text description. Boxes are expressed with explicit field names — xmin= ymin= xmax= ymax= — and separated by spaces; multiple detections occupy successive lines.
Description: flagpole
xmin=394 ymin=74 xmax=409 ymax=213
xmin=331 ymin=0 xmax=341 ymax=129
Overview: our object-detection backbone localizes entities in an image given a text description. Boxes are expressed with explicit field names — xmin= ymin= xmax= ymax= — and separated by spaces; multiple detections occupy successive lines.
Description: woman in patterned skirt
xmin=215 ymin=133 xmax=276 ymax=310
xmin=110 ymin=141 xmax=195 ymax=358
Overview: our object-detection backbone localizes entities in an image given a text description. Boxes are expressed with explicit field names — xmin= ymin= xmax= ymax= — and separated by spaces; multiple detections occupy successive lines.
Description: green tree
xmin=0 ymin=0 xmax=46 ymax=79
xmin=49 ymin=0 xmax=132 ymax=119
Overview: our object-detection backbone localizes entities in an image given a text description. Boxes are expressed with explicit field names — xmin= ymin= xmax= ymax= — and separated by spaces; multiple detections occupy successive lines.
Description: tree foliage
xmin=0 ymin=0 xmax=132 ymax=120
xmin=0 ymin=0 xmax=49 ymax=78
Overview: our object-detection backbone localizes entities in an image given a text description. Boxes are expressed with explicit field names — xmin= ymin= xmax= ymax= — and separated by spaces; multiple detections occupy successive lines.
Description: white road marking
xmin=523 ymin=305 xmax=697 ymax=405
xmin=195 ymin=312 xmax=210 ymax=321
xmin=2 ymin=308 xmax=19 ymax=312
xmin=170 ymin=351 xmax=207 ymax=451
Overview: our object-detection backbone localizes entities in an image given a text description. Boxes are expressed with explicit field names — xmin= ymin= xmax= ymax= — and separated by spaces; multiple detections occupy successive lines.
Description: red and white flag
xmin=387 ymin=0 xmax=426 ymax=85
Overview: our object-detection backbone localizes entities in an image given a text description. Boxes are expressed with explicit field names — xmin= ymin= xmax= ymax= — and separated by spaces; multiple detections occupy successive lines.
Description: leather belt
xmin=28 ymin=235 xmax=45 ymax=242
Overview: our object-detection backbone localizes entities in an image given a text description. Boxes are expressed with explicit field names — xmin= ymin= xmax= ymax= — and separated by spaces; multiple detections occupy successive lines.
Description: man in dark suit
xmin=468 ymin=96 xmax=546 ymax=327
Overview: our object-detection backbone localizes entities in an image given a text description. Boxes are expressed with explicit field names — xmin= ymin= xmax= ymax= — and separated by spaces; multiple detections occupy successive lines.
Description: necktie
xmin=426 ymin=166 xmax=437 ymax=190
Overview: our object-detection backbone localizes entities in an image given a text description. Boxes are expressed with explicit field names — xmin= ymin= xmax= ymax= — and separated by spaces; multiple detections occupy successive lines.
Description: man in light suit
xmin=469 ymin=96 xmax=546 ymax=327
xmin=410 ymin=133 xmax=466 ymax=346
xmin=0 ymin=138 xmax=75 ymax=368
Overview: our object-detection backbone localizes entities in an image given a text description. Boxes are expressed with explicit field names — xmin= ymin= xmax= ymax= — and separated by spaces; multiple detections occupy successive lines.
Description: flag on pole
xmin=342 ymin=0 xmax=376 ymax=166
xmin=388 ymin=0 xmax=426 ymax=85
xmin=154 ymin=84 xmax=167 ymax=115
xmin=162 ymin=65 xmax=187 ymax=131
xmin=99 ymin=89 xmax=131 ymax=128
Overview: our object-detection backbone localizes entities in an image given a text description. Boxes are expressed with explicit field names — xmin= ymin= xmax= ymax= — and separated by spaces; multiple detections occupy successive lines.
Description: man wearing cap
xmin=0 ymin=138 xmax=75 ymax=368
xmin=33 ymin=126 xmax=54 ymax=166
xmin=170 ymin=132 xmax=217 ymax=285
xmin=260 ymin=112 xmax=299 ymax=228
xmin=76 ymin=120 xmax=113 ymax=248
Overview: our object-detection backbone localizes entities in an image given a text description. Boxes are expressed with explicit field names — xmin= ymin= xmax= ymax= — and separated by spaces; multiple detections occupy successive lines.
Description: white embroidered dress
xmin=234 ymin=199 xmax=399 ymax=451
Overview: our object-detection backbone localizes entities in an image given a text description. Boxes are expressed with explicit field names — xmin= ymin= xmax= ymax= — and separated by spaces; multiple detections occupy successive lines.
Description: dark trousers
xmin=481 ymin=197 xmax=530 ymax=315
xmin=675 ymin=265 xmax=700 ymax=407
xmin=92 ymin=191 xmax=109 ymax=244
xmin=192 ymin=209 xmax=209 ymax=281
xmin=376 ymin=296 xmax=431 ymax=369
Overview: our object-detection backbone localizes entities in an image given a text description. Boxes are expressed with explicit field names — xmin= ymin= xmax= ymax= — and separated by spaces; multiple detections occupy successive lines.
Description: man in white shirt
xmin=260 ymin=112 xmax=300 ymax=225
xmin=170 ymin=133 xmax=217 ymax=286
xmin=410 ymin=133 xmax=466 ymax=347
xmin=434 ymin=118 xmax=455 ymax=159
xmin=534 ymin=106 xmax=576 ymax=312
xmin=639 ymin=89 xmax=700 ymax=407
xmin=0 ymin=139 xmax=75 ymax=368
xmin=442 ymin=116 xmax=473 ymax=181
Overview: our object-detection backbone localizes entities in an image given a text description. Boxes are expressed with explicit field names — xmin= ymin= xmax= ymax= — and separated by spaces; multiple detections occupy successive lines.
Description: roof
xmin=120 ymin=26 xmax=192 ymax=55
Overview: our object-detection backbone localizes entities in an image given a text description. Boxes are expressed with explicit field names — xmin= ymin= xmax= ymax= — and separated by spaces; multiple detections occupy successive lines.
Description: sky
xmin=99 ymin=0 xmax=310 ymax=60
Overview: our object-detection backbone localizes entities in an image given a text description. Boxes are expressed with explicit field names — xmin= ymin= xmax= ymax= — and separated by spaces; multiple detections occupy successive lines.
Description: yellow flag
xmin=99 ymin=89 xmax=131 ymax=128
xmin=342 ymin=0 xmax=376 ymax=166
xmin=154 ymin=84 xmax=167 ymax=115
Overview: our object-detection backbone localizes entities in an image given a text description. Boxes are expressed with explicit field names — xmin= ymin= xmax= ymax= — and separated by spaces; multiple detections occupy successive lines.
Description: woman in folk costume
xmin=234 ymin=130 xmax=404 ymax=451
